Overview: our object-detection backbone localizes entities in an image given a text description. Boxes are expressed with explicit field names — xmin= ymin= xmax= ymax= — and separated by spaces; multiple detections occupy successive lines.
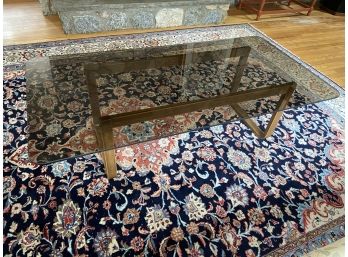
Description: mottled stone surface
xmin=130 ymin=11 xmax=155 ymax=28
xmin=206 ymin=5 xmax=218 ymax=10
xmin=106 ymin=12 xmax=128 ymax=30
xmin=156 ymin=8 xmax=184 ymax=27
xmin=51 ymin=0 xmax=232 ymax=11
xmin=204 ymin=9 xmax=224 ymax=24
xmin=38 ymin=0 xmax=57 ymax=15
xmin=229 ymin=0 xmax=237 ymax=6
xmin=219 ymin=4 xmax=231 ymax=11
xmin=50 ymin=0 xmax=231 ymax=34
xmin=183 ymin=7 xmax=207 ymax=25
xmin=73 ymin=15 xmax=101 ymax=33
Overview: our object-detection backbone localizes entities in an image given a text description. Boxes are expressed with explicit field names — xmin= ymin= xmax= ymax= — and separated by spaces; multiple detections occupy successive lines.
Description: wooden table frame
xmin=84 ymin=46 xmax=297 ymax=179
xmin=238 ymin=0 xmax=318 ymax=20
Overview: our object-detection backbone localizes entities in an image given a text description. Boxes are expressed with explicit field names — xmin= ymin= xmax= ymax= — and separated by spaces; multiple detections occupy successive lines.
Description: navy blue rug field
xmin=3 ymin=74 xmax=345 ymax=257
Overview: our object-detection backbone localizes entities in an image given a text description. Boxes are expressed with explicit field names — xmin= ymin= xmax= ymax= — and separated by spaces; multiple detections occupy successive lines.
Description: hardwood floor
xmin=3 ymin=0 xmax=345 ymax=87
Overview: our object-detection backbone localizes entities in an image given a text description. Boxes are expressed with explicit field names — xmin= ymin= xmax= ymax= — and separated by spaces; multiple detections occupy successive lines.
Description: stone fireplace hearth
xmin=38 ymin=0 xmax=233 ymax=34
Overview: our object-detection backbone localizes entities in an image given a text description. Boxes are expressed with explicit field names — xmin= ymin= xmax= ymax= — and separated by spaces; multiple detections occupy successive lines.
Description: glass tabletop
xmin=26 ymin=36 xmax=339 ymax=164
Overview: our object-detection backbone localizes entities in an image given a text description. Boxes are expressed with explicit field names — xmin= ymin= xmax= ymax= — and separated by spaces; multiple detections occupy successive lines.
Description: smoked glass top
xmin=26 ymin=36 xmax=339 ymax=163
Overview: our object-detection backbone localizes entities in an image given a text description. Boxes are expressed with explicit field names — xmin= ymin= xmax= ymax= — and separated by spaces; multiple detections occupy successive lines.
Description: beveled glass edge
xmin=25 ymin=34 xmax=342 ymax=164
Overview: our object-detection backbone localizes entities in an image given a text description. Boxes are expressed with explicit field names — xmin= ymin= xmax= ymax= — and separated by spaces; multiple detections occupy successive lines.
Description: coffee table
xmin=26 ymin=36 xmax=339 ymax=179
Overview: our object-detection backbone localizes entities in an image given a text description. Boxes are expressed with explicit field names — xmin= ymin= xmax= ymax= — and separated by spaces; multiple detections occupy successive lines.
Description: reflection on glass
xmin=26 ymin=36 xmax=339 ymax=163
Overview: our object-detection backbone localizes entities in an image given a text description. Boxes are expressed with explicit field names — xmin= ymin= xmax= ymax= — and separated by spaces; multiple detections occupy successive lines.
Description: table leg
xmin=238 ymin=0 xmax=243 ymax=9
xmin=256 ymin=0 xmax=266 ymax=20
xmin=231 ymin=82 xmax=296 ymax=138
xmin=95 ymin=126 xmax=117 ymax=179
xmin=100 ymin=149 xmax=117 ymax=179
xmin=307 ymin=0 xmax=317 ymax=16
xmin=232 ymin=104 xmax=285 ymax=138
xmin=231 ymin=47 xmax=251 ymax=92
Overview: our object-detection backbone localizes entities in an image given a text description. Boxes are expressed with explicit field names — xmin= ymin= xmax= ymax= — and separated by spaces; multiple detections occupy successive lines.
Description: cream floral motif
xmin=227 ymin=149 xmax=252 ymax=170
xmin=225 ymin=185 xmax=249 ymax=207
xmin=219 ymin=224 xmax=242 ymax=254
xmin=145 ymin=205 xmax=172 ymax=233
xmin=17 ymin=224 xmax=42 ymax=254
xmin=254 ymin=147 xmax=271 ymax=162
xmin=184 ymin=193 xmax=208 ymax=221
xmin=46 ymin=123 xmax=62 ymax=137
xmin=93 ymin=228 xmax=119 ymax=257
xmin=37 ymin=95 xmax=58 ymax=111
xmin=53 ymin=199 xmax=81 ymax=238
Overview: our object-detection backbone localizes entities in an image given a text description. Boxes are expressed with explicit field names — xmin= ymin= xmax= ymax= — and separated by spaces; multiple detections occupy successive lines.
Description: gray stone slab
xmin=105 ymin=12 xmax=129 ymax=30
xmin=73 ymin=15 xmax=102 ymax=33
xmin=204 ymin=9 xmax=224 ymax=24
xmin=156 ymin=8 xmax=184 ymax=27
xmin=183 ymin=7 xmax=207 ymax=25
xmin=129 ymin=10 xmax=156 ymax=29
xmin=38 ymin=0 xmax=57 ymax=15
xmin=52 ymin=0 xmax=231 ymax=11
xmin=52 ymin=0 xmax=230 ymax=34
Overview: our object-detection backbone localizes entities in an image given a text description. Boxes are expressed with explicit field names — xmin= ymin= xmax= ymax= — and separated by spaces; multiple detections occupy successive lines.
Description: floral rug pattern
xmin=26 ymin=55 xmax=309 ymax=163
xmin=3 ymin=25 xmax=345 ymax=257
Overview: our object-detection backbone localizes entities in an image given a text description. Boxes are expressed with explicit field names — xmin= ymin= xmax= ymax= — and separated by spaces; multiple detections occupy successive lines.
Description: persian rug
xmin=3 ymin=24 xmax=345 ymax=257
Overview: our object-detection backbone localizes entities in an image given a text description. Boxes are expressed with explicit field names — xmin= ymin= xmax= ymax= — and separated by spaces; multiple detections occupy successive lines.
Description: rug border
xmin=3 ymin=23 xmax=345 ymax=257
xmin=4 ymin=23 xmax=344 ymax=123
xmin=265 ymin=216 xmax=345 ymax=257
xmin=3 ymin=23 xmax=250 ymax=49
xmin=4 ymin=23 xmax=344 ymax=96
